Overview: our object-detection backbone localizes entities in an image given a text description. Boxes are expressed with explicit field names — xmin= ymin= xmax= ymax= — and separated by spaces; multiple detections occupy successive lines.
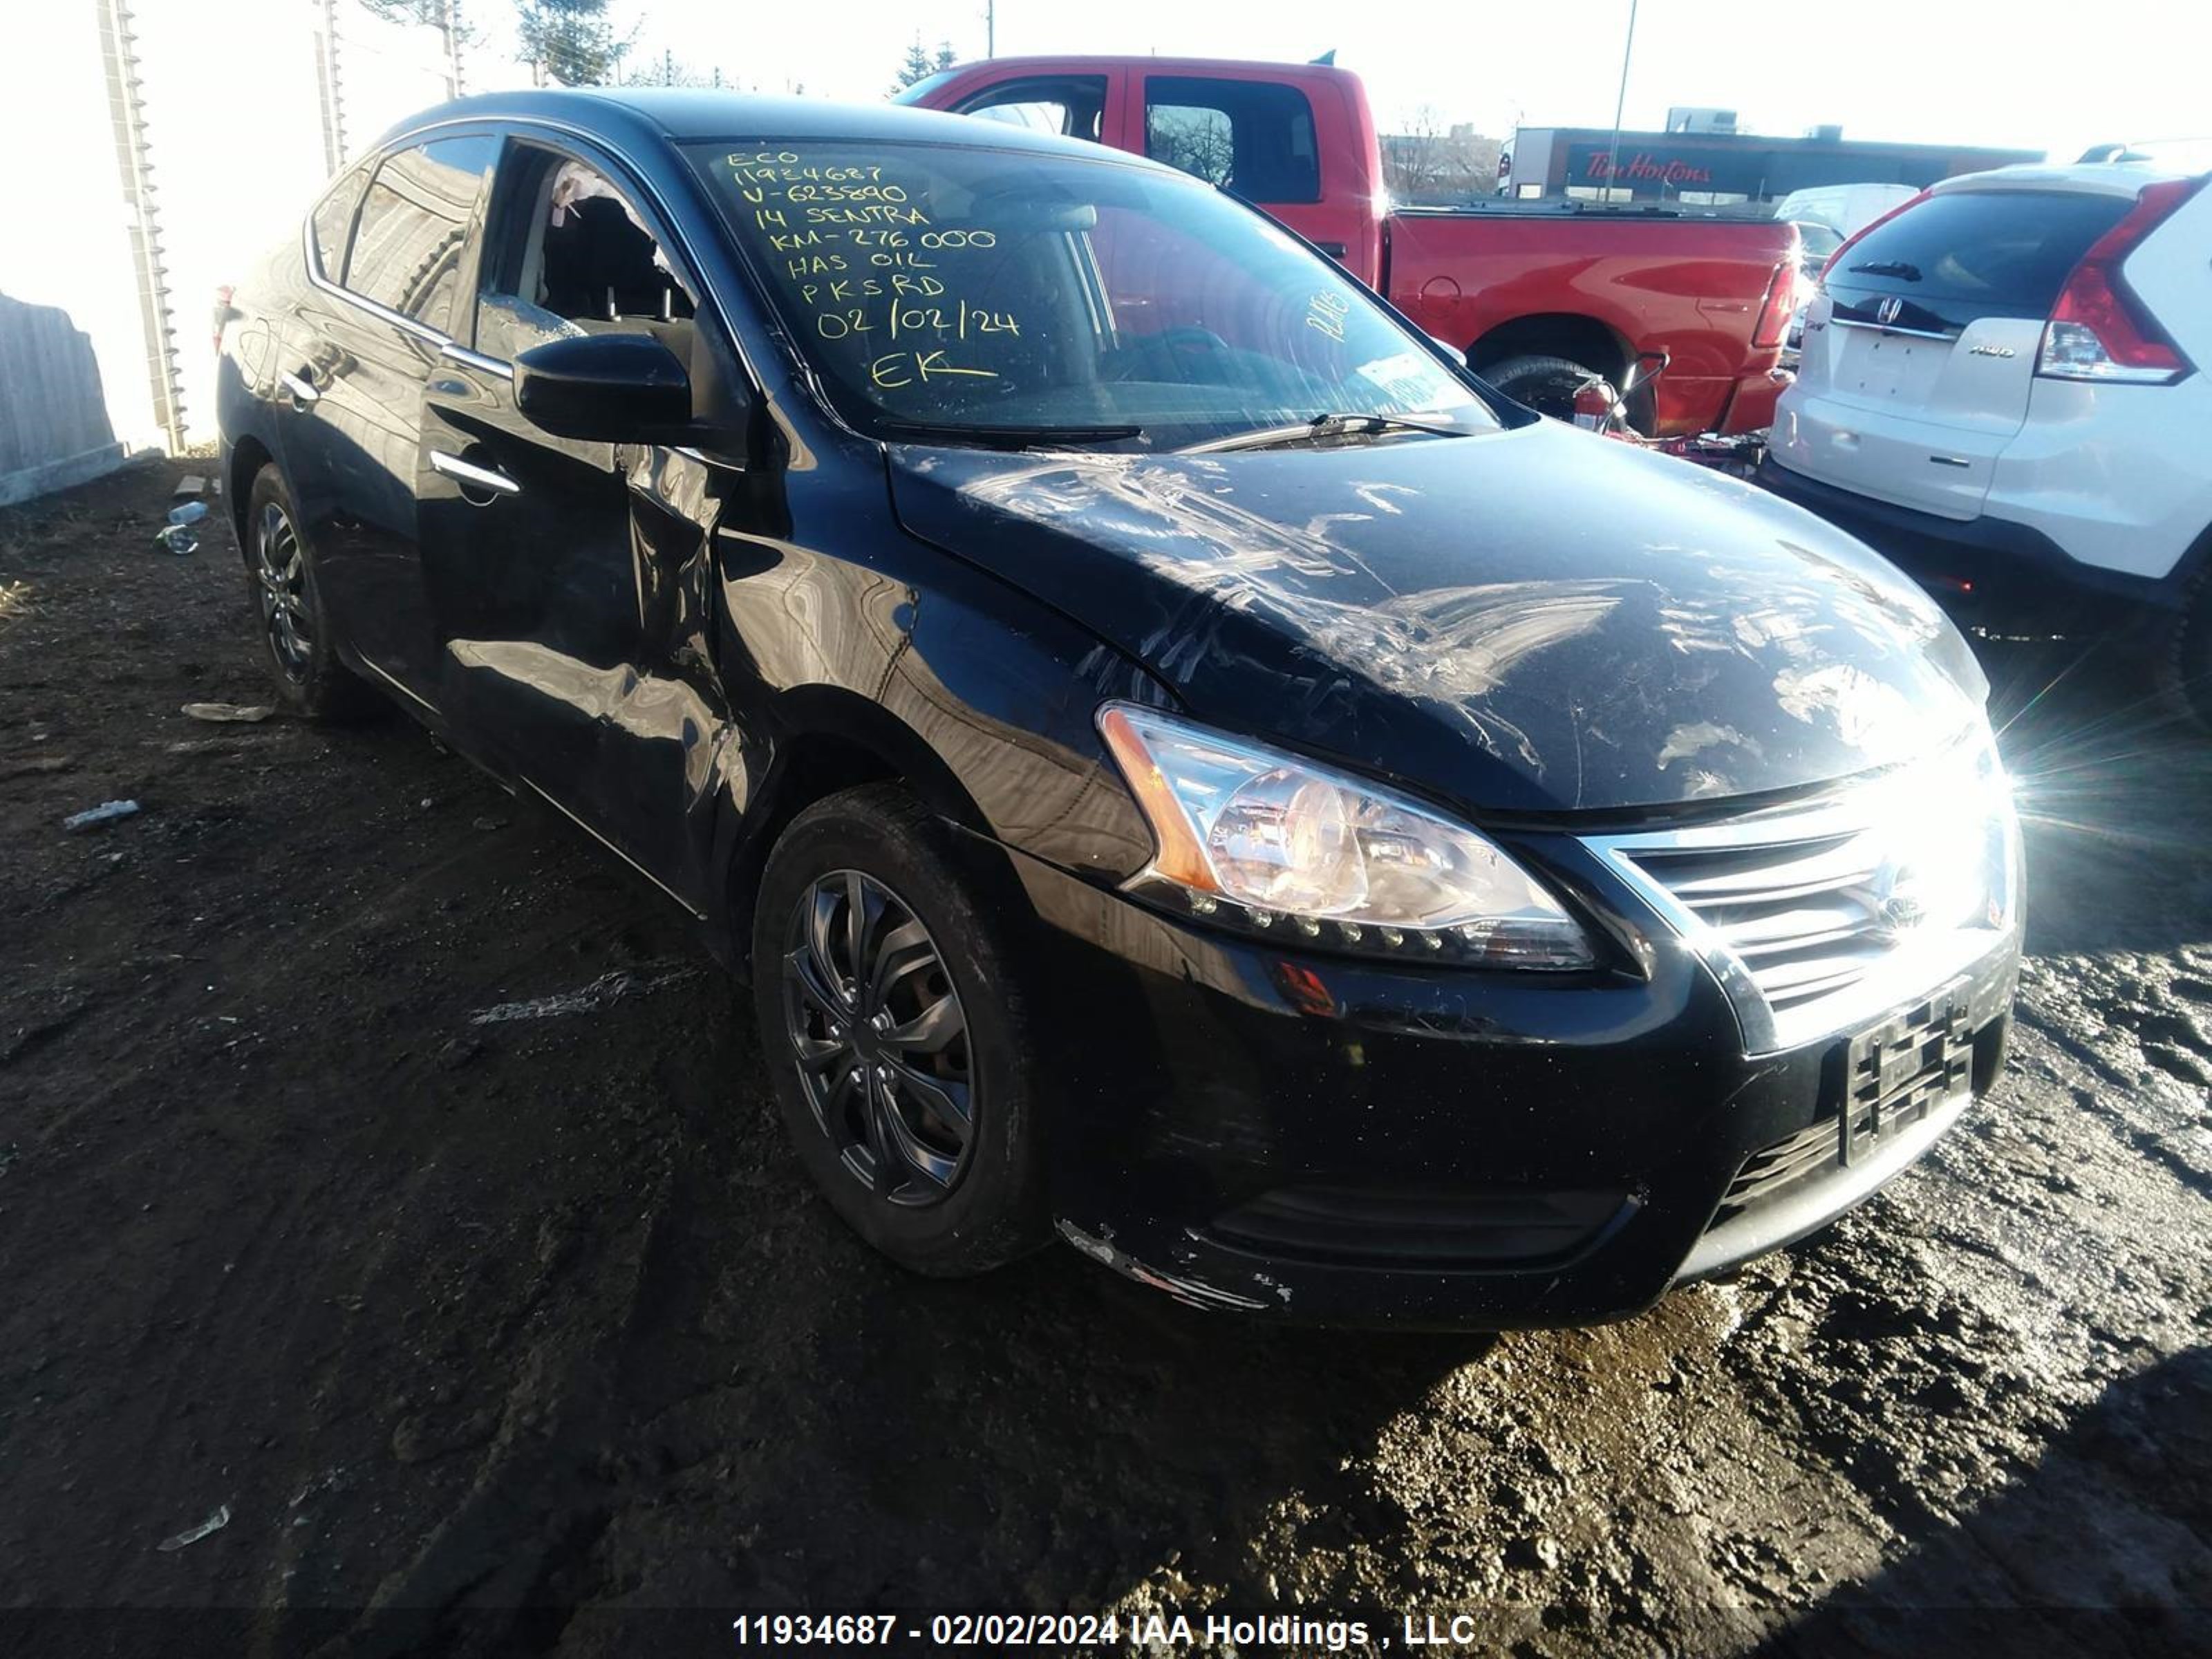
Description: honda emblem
xmin=1876 ymin=296 xmax=1904 ymax=326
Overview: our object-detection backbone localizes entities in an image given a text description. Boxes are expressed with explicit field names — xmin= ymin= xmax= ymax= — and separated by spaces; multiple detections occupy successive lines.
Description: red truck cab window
xmin=1142 ymin=76 xmax=1320 ymax=205
xmin=951 ymin=74 xmax=1109 ymax=144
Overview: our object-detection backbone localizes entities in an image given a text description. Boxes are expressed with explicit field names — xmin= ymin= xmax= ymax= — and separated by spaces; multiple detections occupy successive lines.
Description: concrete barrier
xmin=0 ymin=292 xmax=129 ymax=507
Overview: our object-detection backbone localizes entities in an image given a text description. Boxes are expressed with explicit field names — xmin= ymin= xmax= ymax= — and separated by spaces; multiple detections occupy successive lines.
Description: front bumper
xmin=1003 ymin=838 xmax=2018 ymax=1331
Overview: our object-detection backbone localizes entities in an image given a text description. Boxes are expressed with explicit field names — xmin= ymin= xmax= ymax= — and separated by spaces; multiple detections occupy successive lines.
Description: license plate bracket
xmin=1840 ymin=979 xmax=1975 ymax=1165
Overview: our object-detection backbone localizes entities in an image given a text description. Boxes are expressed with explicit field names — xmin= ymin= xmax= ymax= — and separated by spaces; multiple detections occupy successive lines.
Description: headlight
xmin=1096 ymin=704 xmax=1597 ymax=969
xmin=1871 ymin=734 xmax=2020 ymax=936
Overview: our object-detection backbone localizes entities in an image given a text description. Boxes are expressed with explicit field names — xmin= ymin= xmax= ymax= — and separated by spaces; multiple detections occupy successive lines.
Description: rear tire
xmin=751 ymin=782 xmax=1051 ymax=1277
xmin=1481 ymin=352 xmax=1614 ymax=424
xmin=242 ymin=465 xmax=378 ymax=720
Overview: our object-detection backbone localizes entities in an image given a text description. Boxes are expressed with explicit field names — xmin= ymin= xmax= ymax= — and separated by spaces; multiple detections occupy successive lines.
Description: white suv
xmin=1761 ymin=164 xmax=2212 ymax=720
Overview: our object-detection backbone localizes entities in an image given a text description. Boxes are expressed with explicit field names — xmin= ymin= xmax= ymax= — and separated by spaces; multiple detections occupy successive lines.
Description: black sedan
xmin=215 ymin=89 xmax=2021 ymax=1328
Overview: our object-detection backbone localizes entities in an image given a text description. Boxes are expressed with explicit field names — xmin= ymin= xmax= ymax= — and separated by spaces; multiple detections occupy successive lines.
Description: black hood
xmin=886 ymin=421 xmax=1988 ymax=816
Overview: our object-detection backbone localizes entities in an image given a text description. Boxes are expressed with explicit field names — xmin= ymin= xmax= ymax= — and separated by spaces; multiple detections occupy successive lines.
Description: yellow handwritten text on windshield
xmin=724 ymin=154 xmax=1025 ymax=390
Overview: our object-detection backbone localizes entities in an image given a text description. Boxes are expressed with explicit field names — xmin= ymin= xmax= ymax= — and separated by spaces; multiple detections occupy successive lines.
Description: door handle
xmin=279 ymin=369 xmax=321 ymax=407
xmin=429 ymin=449 xmax=521 ymax=498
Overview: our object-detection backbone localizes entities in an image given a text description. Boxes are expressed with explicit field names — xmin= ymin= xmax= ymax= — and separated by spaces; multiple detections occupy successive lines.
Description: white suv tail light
xmin=2036 ymin=177 xmax=2202 ymax=385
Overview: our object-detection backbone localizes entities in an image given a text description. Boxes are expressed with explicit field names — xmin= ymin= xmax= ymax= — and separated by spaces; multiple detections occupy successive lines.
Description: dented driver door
xmin=414 ymin=132 xmax=744 ymax=915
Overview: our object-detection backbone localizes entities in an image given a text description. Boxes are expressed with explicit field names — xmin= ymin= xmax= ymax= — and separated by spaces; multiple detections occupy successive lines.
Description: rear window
xmin=1826 ymin=189 xmax=2128 ymax=327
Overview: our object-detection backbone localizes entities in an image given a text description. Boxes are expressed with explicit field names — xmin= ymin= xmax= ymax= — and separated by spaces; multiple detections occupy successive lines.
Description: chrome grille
xmin=1624 ymin=825 xmax=1893 ymax=1017
xmin=1586 ymin=745 xmax=2018 ymax=1056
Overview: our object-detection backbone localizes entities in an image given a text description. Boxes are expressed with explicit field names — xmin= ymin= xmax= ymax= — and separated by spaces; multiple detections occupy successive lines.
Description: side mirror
xmin=513 ymin=332 xmax=692 ymax=444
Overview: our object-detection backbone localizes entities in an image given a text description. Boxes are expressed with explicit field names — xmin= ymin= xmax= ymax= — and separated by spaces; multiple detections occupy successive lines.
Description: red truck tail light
xmin=2036 ymin=177 xmax=2200 ymax=386
xmin=1751 ymin=262 xmax=1796 ymax=350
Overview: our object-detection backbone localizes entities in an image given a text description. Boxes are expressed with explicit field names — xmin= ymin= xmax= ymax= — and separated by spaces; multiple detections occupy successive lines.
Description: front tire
xmin=242 ymin=465 xmax=377 ymax=720
xmin=751 ymin=783 xmax=1050 ymax=1276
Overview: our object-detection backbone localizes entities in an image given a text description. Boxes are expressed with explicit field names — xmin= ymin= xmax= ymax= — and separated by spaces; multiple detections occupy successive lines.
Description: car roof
xmin=1931 ymin=161 xmax=2200 ymax=199
xmin=368 ymin=86 xmax=1161 ymax=166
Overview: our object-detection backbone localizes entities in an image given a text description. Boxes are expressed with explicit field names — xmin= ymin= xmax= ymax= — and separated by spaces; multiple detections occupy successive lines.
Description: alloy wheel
xmin=781 ymin=869 xmax=975 ymax=1206
xmin=254 ymin=501 xmax=313 ymax=679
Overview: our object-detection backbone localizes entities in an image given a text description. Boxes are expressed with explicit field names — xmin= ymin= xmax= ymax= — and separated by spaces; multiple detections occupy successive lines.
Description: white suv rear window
xmin=1827 ymin=190 xmax=2129 ymax=333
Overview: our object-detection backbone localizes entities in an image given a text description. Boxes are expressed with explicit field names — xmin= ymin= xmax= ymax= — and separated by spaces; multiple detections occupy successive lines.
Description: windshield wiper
xmin=872 ymin=419 xmax=1144 ymax=450
xmin=1849 ymin=260 xmax=1922 ymax=280
xmin=1183 ymin=411 xmax=1468 ymax=454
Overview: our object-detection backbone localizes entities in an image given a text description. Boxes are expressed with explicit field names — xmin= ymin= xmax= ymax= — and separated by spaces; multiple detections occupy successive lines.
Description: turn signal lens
xmin=1097 ymin=704 xmax=1597 ymax=969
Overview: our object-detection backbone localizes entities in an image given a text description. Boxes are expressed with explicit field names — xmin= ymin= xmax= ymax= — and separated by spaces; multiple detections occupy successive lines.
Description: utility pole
xmin=315 ymin=0 xmax=348 ymax=172
xmin=985 ymin=0 xmax=995 ymax=57
xmin=94 ymin=0 xmax=186 ymax=454
xmin=441 ymin=0 xmax=466 ymax=98
xmin=1602 ymin=0 xmax=1638 ymax=203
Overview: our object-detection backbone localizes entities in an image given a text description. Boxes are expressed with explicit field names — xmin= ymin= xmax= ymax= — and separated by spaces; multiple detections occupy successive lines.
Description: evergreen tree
xmin=516 ymin=0 xmax=630 ymax=86
xmin=890 ymin=35 xmax=935 ymax=95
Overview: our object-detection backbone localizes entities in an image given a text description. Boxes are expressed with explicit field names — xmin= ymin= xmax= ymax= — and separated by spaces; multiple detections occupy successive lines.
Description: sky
xmin=467 ymin=0 xmax=2212 ymax=167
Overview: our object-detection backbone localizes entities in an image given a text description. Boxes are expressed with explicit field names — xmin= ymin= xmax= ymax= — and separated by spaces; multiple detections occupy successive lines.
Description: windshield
xmin=683 ymin=139 xmax=1498 ymax=449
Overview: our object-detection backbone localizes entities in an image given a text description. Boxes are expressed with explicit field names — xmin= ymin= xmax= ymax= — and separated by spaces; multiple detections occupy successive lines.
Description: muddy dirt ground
xmin=1 ymin=458 xmax=2207 ymax=1659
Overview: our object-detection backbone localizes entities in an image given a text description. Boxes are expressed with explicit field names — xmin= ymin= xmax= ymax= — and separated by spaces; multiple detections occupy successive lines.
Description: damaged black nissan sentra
xmin=216 ymin=90 xmax=2021 ymax=1328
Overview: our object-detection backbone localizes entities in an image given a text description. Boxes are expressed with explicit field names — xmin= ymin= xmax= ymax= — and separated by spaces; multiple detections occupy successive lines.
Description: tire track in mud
xmin=303 ymin=1166 xmax=683 ymax=1658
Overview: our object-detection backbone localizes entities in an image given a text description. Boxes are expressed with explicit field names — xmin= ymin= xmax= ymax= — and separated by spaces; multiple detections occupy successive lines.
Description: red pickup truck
xmin=901 ymin=56 xmax=1799 ymax=437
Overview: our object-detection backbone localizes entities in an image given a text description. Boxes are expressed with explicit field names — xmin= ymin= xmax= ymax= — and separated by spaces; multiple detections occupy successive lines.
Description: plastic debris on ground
xmin=62 ymin=800 xmax=140 ymax=832
xmin=180 ymin=702 xmax=274 ymax=724
xmin=156 ymin=500 xmax=209 ymax=555
xmin=156 ymin=1504 xmax=231 ymax=1553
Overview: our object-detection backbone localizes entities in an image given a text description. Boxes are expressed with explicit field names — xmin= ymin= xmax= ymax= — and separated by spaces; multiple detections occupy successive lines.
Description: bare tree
xmin=624 ymin=46 xmax=712 ymax=87
xmin=1147 ymin=107 xmax=1236 ymax=187
xmin=1382 ymin=106 xmax=1500 ymax=204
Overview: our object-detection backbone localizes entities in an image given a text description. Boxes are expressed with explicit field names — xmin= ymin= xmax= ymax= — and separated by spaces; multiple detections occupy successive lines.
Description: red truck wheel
xmin=1483 ymin=354 xmax=1611 ymax=424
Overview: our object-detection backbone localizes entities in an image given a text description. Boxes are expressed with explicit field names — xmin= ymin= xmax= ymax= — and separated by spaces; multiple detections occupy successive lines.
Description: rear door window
xmin=344 ymin=135 xmax=498 ymax=332
xmin=1825 ymin=189 xmax=2128 ymax=334
xmin=1144 ymin=75 xmax=1320 ymax=204
xmin=310 ymin=164 xmax=373 ymax=280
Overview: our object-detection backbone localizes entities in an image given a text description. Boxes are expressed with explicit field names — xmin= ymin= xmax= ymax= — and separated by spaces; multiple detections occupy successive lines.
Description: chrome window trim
xmin=301 ymin=212 xmax=452 ymax=348
xmin=440 ymin=340 xmax=514 ymax=380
